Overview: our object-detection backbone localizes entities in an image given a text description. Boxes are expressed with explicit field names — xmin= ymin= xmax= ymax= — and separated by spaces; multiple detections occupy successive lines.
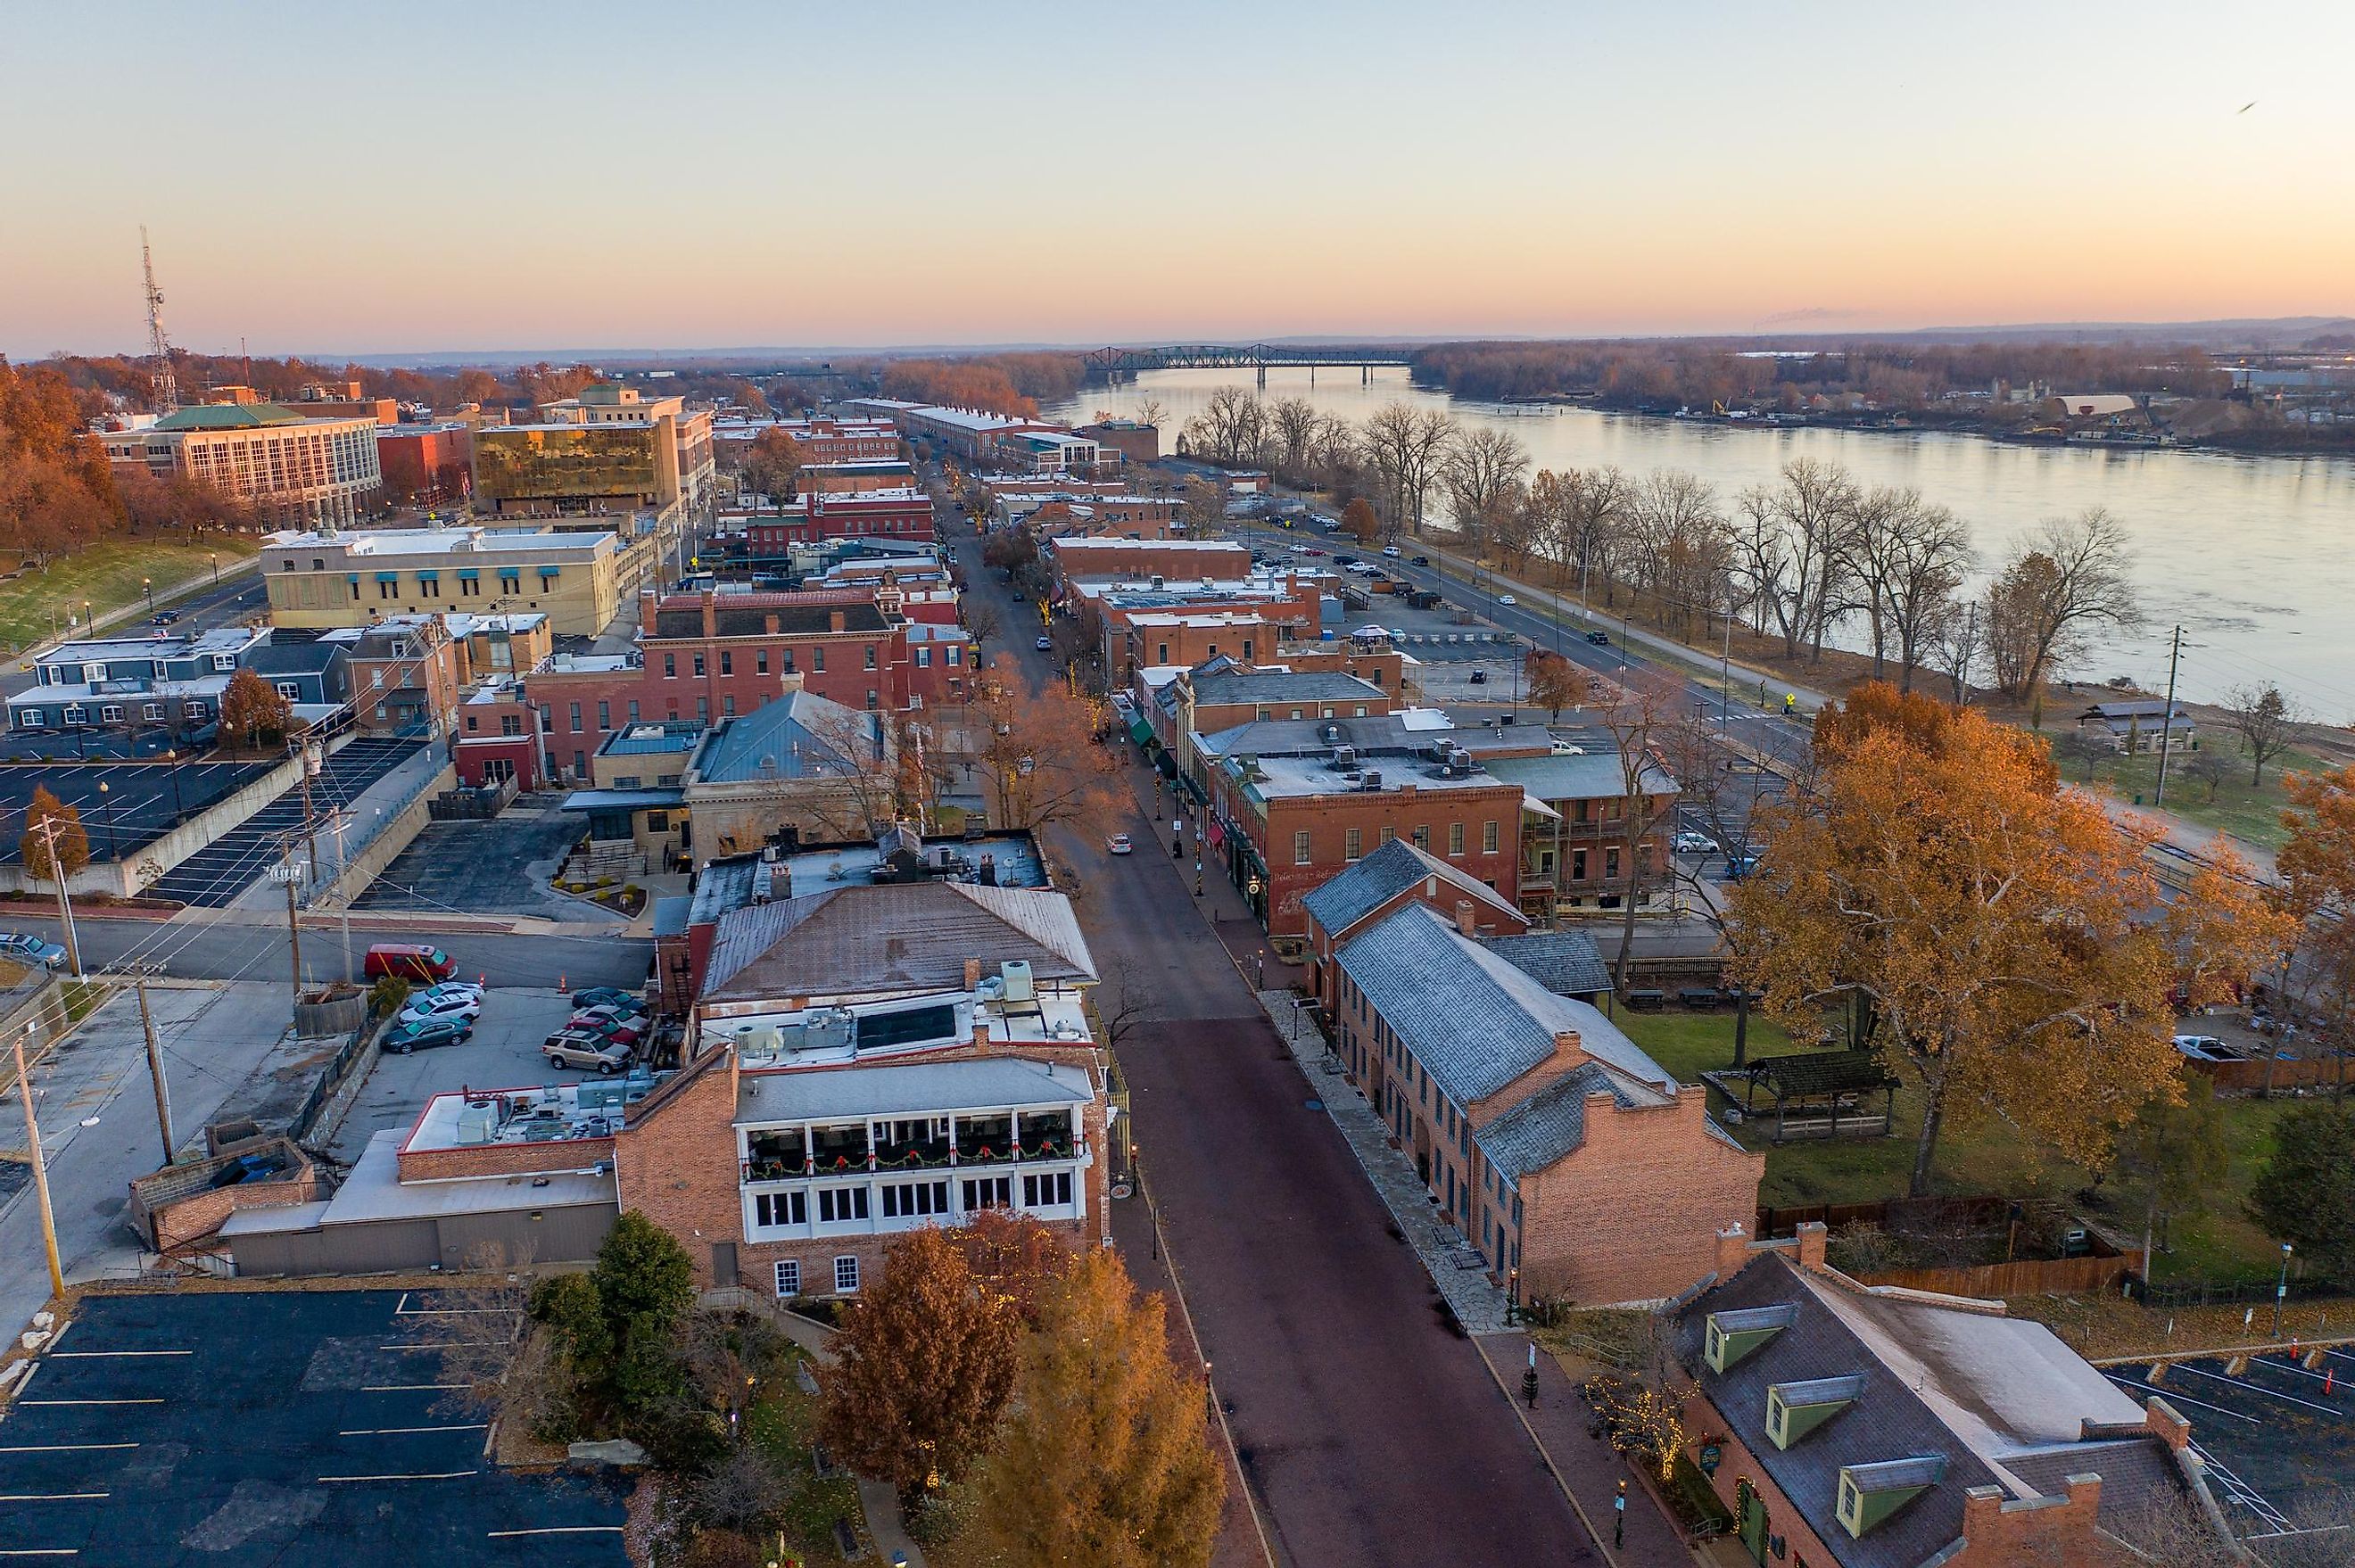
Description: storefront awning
xmin=1127 ymin=714 xmax=1154 ymax=745
xmin=1521 ymin=792 xmax=1562 ymax=821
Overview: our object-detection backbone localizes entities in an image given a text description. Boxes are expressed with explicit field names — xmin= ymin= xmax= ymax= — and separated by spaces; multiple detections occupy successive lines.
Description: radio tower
xmin=139 ymin=227 xmax=178 ymax=415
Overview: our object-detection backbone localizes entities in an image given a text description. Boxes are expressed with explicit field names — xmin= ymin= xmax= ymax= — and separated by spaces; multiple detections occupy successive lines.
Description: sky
xmin=4 ymin=2 xmax=2353 ymax=359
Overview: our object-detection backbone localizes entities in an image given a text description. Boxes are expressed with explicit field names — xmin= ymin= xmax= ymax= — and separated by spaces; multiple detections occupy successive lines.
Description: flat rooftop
xmin=1238 ymin=751 xmax=1520 ymax=801
xmin=703 ymin=984 xmax=1095 ymax=1067
xmin=401 ymin=1072 xmax=669 ymax=1156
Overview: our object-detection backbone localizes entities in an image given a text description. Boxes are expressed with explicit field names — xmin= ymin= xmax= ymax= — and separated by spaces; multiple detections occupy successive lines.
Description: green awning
xmin=1127 ymin=714 xmax=1154 ymax=744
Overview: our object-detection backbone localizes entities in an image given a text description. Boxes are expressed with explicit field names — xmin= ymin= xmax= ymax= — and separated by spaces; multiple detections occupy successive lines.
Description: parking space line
xmin=318 ymin=1470 xmax=477 ymax=1483
xmin=0 ymin=1494 xmax=109 ymax=1503
xmin=360 ymin=1383 xmax=466 ymax=1392
xmin=16 ymin=1399 xmax=163 ymax=1407
xmin=377 ymin=1344 xmax=438 ymax=1351
xmin=0 ymin=1444 xmax=138 ymax=1454
xmin=2171 ymin=1363 xmax=2348 ymax=1417
xmin=49 ymin=1350 xmax=191 ymax=1358
xmin=2103 ymin=1374 xmax=2260 ymax=1424
xmin=337 ymin=1424 xmax=487 ymax=1436
xmin=486 ymin=1527 xmax=624 ymax=1538
xmin=0 ymin=1549 xmax=79 ymax=1557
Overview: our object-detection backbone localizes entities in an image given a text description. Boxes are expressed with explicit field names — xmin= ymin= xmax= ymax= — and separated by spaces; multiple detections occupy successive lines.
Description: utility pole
xmin=28 ymin=818 xmax=83 ymax=979
xmin=135 ymin=973 xmax=175 ymax=1165
xmin=274 ymin=837 xmax=307 ymax=1002
xmin=12 ymin=1032 xmax=66 ymax=1300
xmin=325 ymin=810 xmax=355 ymax=982
xmin=2153 ymin=623 xmax=2185 ymax=809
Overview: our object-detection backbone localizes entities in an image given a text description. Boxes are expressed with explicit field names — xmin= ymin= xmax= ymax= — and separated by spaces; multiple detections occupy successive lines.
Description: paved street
xmin=951 ymin=506 xmax=1602 ymax=1567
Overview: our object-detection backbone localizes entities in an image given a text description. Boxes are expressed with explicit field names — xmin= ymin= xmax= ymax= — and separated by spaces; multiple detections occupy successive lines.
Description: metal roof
xmin=690 ymin=689 xmax=877 ymax=785
xmin=1473 ymin=1062 xmax=1647 ymax=1179
xmin=733 ymin=1057 xmax=1092 ymax=1125
xmin=705 ymin=881 xmax=1095 ymax=1001
xmin=1475 ymin=931 xmax=1611 ymax=998
xmin=153 ymin=402 xmax=311 ymax=431
xmin=1299 ymin=838 xmax=1521 ymax=940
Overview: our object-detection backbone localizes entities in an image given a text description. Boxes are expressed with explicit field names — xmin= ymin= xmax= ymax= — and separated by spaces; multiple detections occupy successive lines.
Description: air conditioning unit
xmin=1332 ymin=744 xmax=1357 ymax=771
xmin=801 ymin=1009 xmax=854 ymax=1052
xmin=1000 ymin=960 xmax=1036 ymax=1003
xmin=1361 ymin=770 xmax=1384 ymax=790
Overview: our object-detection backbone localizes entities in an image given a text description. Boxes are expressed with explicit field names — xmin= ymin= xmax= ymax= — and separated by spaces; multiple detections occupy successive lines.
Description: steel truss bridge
xmin=1082 ymin=342 xmax=1419 ymax=382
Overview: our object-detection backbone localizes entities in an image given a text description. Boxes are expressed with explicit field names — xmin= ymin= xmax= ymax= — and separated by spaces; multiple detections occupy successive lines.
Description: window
xmin=722 ymin=697 xmax=735 ymax=717
xmin=143 ymin=703 xmax=163 ymax=722
xmin=597 ymin=701 xmax=610 ymax=730
xmin=663 ymin=654 xmax=676 ymax=679
xmin=1606 ymin=846 xmax=1622 ymax=880
xmin=1572 ymin=847 xmax=1589 ymax=881
xmin=696 ymin=697 xmax=709 ymax=722
xmin=568 ymin=702 xmax=583 ymax=732
xmin=627 ymin=700 xmax=640 ymax=722
xmin=915 ymin=647 xmax=931 ymax=667
xmin=377 ymin=580 xmax=395 ymax=600
xmin=833 ymin=1255 xmax=861 ymax=1294
xmin=756 ymin=649 xmax=770 ymax=674
xmin=1448 ymin=822 xmax=1465 ymax=856
xmin=1293 ymin=829 xmax=1312 ymax=865
xmin=962 ymin=1175 xmax=1012 ymax=1210
xmin=693 ymin=655 xmax=706 ymax=677
xmin=881 ymin=1180 xmax=950 ymax=1218
xmin=100 ymin=704 xmax=124 ymax=723
xmin=817 ymin=1186 xmax=870 ymax=1224
xmin=773 ymin=1259 xmax=801 ymax=1297
xmin=19 ymin=708 xmax=45 ymax=729
xmin=864 ymin=645 xmax=877 ymax=670
xmin=813 ymin=648 xmax=825 ymax=673
xmin=1380 ymin=825 xmax=1396 ymax=844
xmin=648 ymin=811 xmax=671 ymax=832
xmin=1483 ymin=820 xmax=1500 ymax=854
xmin=1344 ymin=827 xmax=1362 ymax=862
xmin=719 ymin=650 xmax=732 ymax=675
xmin=1412 ymin=825 xmax=1430 ymax=851
xmin=754 ymin=1190 xmax=806 ymax=1228
xmin=185 ymin=700 xmax=207 ymax=721
xmin=1022 ymin=1171 xmax=1072 ymax=1209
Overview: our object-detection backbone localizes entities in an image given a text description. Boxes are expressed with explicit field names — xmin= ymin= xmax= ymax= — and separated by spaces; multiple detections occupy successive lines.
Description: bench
xmin=1624 ymin=989 xmax=1666 ymax=1012
xmin=1677 ymin=988 xmax=1721 ymax=1011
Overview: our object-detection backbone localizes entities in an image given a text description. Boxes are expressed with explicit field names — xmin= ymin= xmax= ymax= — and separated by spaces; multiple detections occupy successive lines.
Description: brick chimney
xmin=971 ymin=1018 xmax=993 ymax=1053
xmin=779 ymin=672 xmax=806 ymax=695
xmin=1795 ymin=1220 xmax=1829 ymax=1271
xmin=1715 ymin=1222 xmax=1751 ymax=1280
xmin=1552 ymin=1029 xmax=1587 ymax=1067
xmin=1455 ymin=898 xmax=1478 ymax=937
xmin=2143 ymin=1397 xmax=2192 ymax=1451
xmin=963 ymin=958 xmax=983 ymax=991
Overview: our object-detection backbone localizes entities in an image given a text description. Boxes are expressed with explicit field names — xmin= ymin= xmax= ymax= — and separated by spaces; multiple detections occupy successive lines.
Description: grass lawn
xmin=742 ymin=1353 xmax=883 ymax=1566
xmin=1616 ymin=1009 xmax=2303 ymax=1284
xmin=2063 ymin=740 xmax=2327 ymax=852
xmin=0 ymin=536 xmax=256 ymax=654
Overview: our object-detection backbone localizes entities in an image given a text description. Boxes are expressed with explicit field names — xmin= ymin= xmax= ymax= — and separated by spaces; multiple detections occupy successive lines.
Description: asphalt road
xmin=947 ymin=499 xmax=1599 ymax=1566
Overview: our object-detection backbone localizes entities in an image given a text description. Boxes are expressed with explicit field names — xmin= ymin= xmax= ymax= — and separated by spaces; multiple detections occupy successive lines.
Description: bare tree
xmin=1935 ymin=598 xmax=1986 ymax=704
xmin=2183 ymin=747 xmax=2234 ymax=803
xmin=1625 ymin=469 xmax=1731 ymax=639
xmin=1728 ymin=483 xmax=1791 ymax=637
xmin=1982 ymin=508 xmax=2142 ymax=702
xmin=1875 ymin=497 xmax=1972 ymax=691
xmin=1181 ymin=387 xmax=1268 ymax=468
xmin=1586 ymin=666 xmax=1683 ymax=992
xmin=963 ymin=598 xmax=1003 ymax=658
xmin=1094 ymin=953 xmax=1157 ymax=1050
xmin=2224 ymin=681 xmax=2305 ymax=787
xmin=1442 ymin=426 xmax=1531 ymax=549
xmin=1133 ymin=397 xmax=1168 ymax=432
xmin=1265 ymin=397 xmax=1322 ymax=484
xmin=1358 ymin=402 xmax=1457 ymax=534
xmin=1178 ymin=476 xmax=1227 ymax=539
xmin=1761 ymin=458 xmax=1861 ymax=661
xmin=1560 ymin=465 xmax=1630 ymax=608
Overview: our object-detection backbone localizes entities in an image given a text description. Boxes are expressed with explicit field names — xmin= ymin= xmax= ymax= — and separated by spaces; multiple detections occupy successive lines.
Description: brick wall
xmin=1682 ymin=1418 xmax=1843 ymax=1568
xmin=1517 ymin=1088 xmax=1762 ymax=1305
xmin=152 ymin=1168 xmax=324 ymax=1251
xmin=1257 ymin=783 xmax=1524 ymax=940
xmin=398 ymin=1135 xmax=616 ymax=1184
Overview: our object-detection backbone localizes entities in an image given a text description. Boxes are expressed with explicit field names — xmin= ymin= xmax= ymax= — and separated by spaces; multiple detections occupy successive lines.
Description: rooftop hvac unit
xmin=1361 ymin=770 xmax=1383 ymax=790
xmin=1321 ymin=724 xmax=1343 ymax=743
xmin=1332 ymin=744 xmax=1357 ymax=771
xmin=1000 ymin=960 xmax=1036 ymax=1003
xmin=802 ymin=1008 xmax=854 ymax=1053
xmin=455 ymin=1104 xmax=496 ymax=1145
xmin=736 ymin=1024 xmax=781 ymax=1058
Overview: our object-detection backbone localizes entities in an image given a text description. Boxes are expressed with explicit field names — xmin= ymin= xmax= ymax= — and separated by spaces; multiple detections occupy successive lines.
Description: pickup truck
xmin=542 ymin=1032 xmax=634 ymax=1073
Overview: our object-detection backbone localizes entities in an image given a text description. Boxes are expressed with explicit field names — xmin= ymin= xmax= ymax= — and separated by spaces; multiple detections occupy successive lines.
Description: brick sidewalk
xmin=1476 ymin=1332 xmax=1707 ymax=1568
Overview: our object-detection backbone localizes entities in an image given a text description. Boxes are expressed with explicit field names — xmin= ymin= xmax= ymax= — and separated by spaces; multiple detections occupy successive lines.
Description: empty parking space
xmin=148 ymin=738 xmax=421 ymax=907
xmin=0 ymin=758 xmax=269 ymax=866
xmin=2106 ymin=1351 xmax=2355 ymax=1536
xmin=0 ymin=1290 xmax=625 ymax=1564
xmin=351 ymin=805 xmax=595 ymax=920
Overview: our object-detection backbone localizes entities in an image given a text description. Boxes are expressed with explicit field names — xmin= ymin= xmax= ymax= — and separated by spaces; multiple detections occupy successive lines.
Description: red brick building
xmin=1675 ymin=1227 xmax=2230 ymax=1565
xmin=374 ymin=424 xmax=474 ymax=505
xmin=1045 ymin=536 xmax=1251 ymax=587
xmin=726 ymin=489 xmax=935 ymax=551
xmin=615 ymin=881 xmax=1112 ymax=1299
xmin=1323 ymin=887 xmax=1760 ymax=1307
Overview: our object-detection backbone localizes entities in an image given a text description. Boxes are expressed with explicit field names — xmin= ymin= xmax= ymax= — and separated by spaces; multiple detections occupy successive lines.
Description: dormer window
xmin=1765 ymin=1375 xmax=1864 ymax=1449
xmin=1703 ymin=1305 xmax=1798 ymax=1374
xmin=212 ymin=655 xmax=236 ymax=671
xmin=1836 ymin=1456 xmax=1946 ymax=1539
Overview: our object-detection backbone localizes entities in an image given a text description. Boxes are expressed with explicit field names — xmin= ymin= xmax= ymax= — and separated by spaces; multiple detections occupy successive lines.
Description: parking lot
xmin=0 ymin=1289 xmax=627 ymax=1564
xmin=327 ymin=986 xmax=586 ymax=1160
xmin=352 ymin=802 xmax=607 ymax=921
xmin=0 ymin=756 xmax=269 ymax=864
xmin=2104 ymin=1349 xmax=2355 ymax=1537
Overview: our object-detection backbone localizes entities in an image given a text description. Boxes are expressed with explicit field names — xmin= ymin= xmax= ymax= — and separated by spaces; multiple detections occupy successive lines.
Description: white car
xmin=1496 ymin=593 xmax=1517 ymax=607
xmin=398 ymin=991 xmax=483 ymax=1027
xmin=1107 ymin=833 xmax=1134 ymax=855
xmin=1673 ymin=831 xmax=1720 ymax=855
xmin=1381 ymin=546 xmax=1402 ymax=558
xmin=417 ymin=979 xmax=483 ymax=1003
xmin=1289 ymin=543 xmax=1314 ymax=554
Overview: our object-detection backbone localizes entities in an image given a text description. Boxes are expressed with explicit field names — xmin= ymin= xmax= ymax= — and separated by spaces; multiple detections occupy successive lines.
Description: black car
xmin=383 ymin=1016 xmax=471 ymax=1054
xmin=150 ymin=611 xmax=180 ymax=626
xmin=1584 ymin=630 xmax=1610 ymax=645
xmin=1410 ymin=555 xmax=1430 ymax=566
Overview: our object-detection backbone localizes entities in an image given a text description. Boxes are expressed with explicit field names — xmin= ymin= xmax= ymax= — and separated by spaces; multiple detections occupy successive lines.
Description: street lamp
xmin=143 ymin=577 xmax=154 ymax=615
xmin=2275 ymin=1242 xmax=2293 ymax=1338
xmin=95 ymin=781 xmax=119 ymax=862
xmin=209 ymin=551 xmax=219 ymax=587
xmin=162 ymin=747 xmax=186 ymax=823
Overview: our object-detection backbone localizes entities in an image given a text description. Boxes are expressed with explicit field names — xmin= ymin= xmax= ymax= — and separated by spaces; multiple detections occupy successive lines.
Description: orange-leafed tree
xmin=953 ymin=1209 xmax=1071 ymax=1326
xmin=821 ymin=1227 xmax=1020 ymax=1506
xmin=973 ymin=654 xmax=1121 ymax=836
xmin=1341 ymin=497 xmax=1381 ymax=545
xmin=742 ymin=428 xmax=805 ymax=508
xmin=1728 ymin=684 xmax=2285 ymax=1195
xmin=20 ymin=786 xmax=89 ymax=887
xmin=1524 ymin=648 xmax=1584 ymax=722
xmin=219 ymin=668 xmax=293 ymax=751
xmin=2274 ymin=765 xmax=2355 ymax=1098
xmin=953 ymin=1250 xmax=1226 ymax=1568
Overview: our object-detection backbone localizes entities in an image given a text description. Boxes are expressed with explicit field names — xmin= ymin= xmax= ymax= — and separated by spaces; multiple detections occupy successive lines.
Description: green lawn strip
xmin=2059 ymin=739 xmax=2330 ymax=852
xmin=1616 ymin=1010 xmax=2300 ymax=1282
xmin=745 ymin=1360 xmax=879 ymax=1564
xmin=0 ymin=537 xmax=258 ymax=653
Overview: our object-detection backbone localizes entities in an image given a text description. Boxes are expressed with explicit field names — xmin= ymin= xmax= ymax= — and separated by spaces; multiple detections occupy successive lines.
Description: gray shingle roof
xmin=1473 ymin=1062 xmax=1635 ymax=1179
xmin=706 ymin=882 xmax=1095 ymax=1001
xmin=1475 ymin=931 xmax=1610 ymax=997
xmin=1188 ymin=671 xmax=1386 ymax=707
xmin=1334 ymin=902 xmax=1673 ymax=1105
xmin=690 ymin=689 xmax=879 ymax=784
xmin=1299 ymin=838 xmax=1519 ymax=940
xmin=734 ymin=1057 xmax=1093 ymax=1125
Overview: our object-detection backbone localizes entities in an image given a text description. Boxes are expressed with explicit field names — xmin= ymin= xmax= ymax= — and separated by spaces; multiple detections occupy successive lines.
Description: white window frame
xmin=99 ymin=705 xmax=124 ymax=723
xmin=143 ymin=703 xmax=164 ymax=721
xmin=833 ymin=1255 xmax=861 ymax=1294
xmin=773 ymin=1259 xmax=801 ymax=1297
xmin=275 ymin=681 xmax=302 ymax=700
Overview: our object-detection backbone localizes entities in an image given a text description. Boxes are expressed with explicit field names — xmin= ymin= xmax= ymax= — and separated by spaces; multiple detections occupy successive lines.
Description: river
xmin=1046 ymin=368 xmax=2355 ymax=714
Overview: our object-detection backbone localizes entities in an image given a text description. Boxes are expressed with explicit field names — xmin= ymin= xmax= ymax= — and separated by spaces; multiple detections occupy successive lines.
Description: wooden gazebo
xmin=1708 ymin=1052 xmax=1901 ymax=1144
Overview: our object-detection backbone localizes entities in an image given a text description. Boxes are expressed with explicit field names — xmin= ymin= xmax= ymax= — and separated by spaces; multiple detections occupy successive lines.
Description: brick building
xmin=614 ymin=880 xmax=1111 ymax=1299
xmin=1674 ymin=1226 xmax=2233 ymax=1566
xmin=1076 ymin=418 xmax=1161 ymax=466
xmin=374 ymin=423 xmax=475 ymax=505
xmin=797 ymin=459 xmax=920 ymax=495
xmin=1324 ymin=890 xmax=1760 ymax=1306
xmin=675 ymin=681 xmax=891 ymax=864
xmin=723 ymin=489 xmax=936 ymax=556
xmin=1045 ymin=535 xmax=1251 ymax=588
xmin=712 ymin=415 xmax=899 ymax=468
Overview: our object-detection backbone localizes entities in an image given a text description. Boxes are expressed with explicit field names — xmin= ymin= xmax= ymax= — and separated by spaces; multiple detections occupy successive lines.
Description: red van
xmin=363 ymin=944 xmax=455 ymax=982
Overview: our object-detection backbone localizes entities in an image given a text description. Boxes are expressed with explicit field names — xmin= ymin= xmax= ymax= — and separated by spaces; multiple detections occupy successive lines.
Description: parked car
xmin=1107 ymin=833 xmax=1133 ymax=855
xmin=150 ymin=610 xmax=180 ymax=626
xmin=567 ymin=1007 xmax=646 ymax=1043
xmin=1381 ymin=546 xmax=1402 ymax=558
xmin=1035 ymin=635 xmax=1053 ymax=650
xmin=364 ymin=944 xmax=454 ymax=982
xmin=1469 ymin=668 xmax=1488 ymax=684
xmin=1673 ymin=831 xmax=1720 ymax=855
xmin=398 ymin=991 xmax=483 ymax=1028
xmin=543 ymin=1033 xmax=635 ymax=1074
xmin=0 ymin=933 xmax=68 ymax=970
xmin=383 ymin=1016 xmax=472 ymax=1054
xmin=418 ymin=979 xmax=483 ymax=1003
xmin=1584 ymin=630 xmax=1611 ymax=646
xmin=570 ymin=985 xmax=638 ymax=1010
xmin=1334 ymin=554 xmax=1357 ymax=565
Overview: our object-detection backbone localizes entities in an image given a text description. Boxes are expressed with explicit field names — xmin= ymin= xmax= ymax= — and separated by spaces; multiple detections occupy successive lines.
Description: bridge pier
xmin=1361 ymin=365 xmax=1370 ymax=386
xmin=1255 ymin=365 xmax=1267 ymax=390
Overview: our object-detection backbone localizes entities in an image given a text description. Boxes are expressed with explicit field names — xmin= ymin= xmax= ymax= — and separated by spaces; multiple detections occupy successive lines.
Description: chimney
xmin=2062 ymin=1474 xmax=2103 ymax=1516
xmin=829 ymin=609 xmax=846 ymax=633
xmin=1962 ymin=1487 xmax=2004 ymax=1537
xmin=971 ymin=1018 xmax=993 ymax=1053
xmin=1795 ymin=1220 xmax=1829 ymax=1272
xmin=1553 ymin=1029 xmax=1587 ymax=1067
xmin=963 ymin=958 xmax=982 ymax=991
xmin=2143 ymin=1397 xmax=2192 ymax=1451
xmin=1455 ymin=898 xmax=1478 ymax=937
xmin=779 ymin=672 xmax=806 ymax=694
xmin=1715 ymin=1222 xmax=1751 ymax=1280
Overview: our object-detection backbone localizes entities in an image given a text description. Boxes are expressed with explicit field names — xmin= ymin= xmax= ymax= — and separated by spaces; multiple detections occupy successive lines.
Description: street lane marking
xmin=16 ymin=1399 xmax=163 ymax=1407
xmin=360 ymin=1383 xmax=465 ymax=1392
xmin=487 ymin=1527 xmax=625 ymax=1538
xmin=0 ymin=1444 xmax=138 ymax=1454
xmin=0 ymin=1494 xmax=108 ymax=1503
xmin=318 ymin=1470 xmax=476 ymax=1483
xmin=50 ymin=1349 xmax=191 ymax=1358
xmin=337 ymin=1424 xmax=486 ymax=1436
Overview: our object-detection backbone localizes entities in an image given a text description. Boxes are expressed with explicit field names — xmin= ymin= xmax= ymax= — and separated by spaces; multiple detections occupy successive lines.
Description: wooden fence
xmin=1857 ymin=1251 xmax=2144 ymax=1300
